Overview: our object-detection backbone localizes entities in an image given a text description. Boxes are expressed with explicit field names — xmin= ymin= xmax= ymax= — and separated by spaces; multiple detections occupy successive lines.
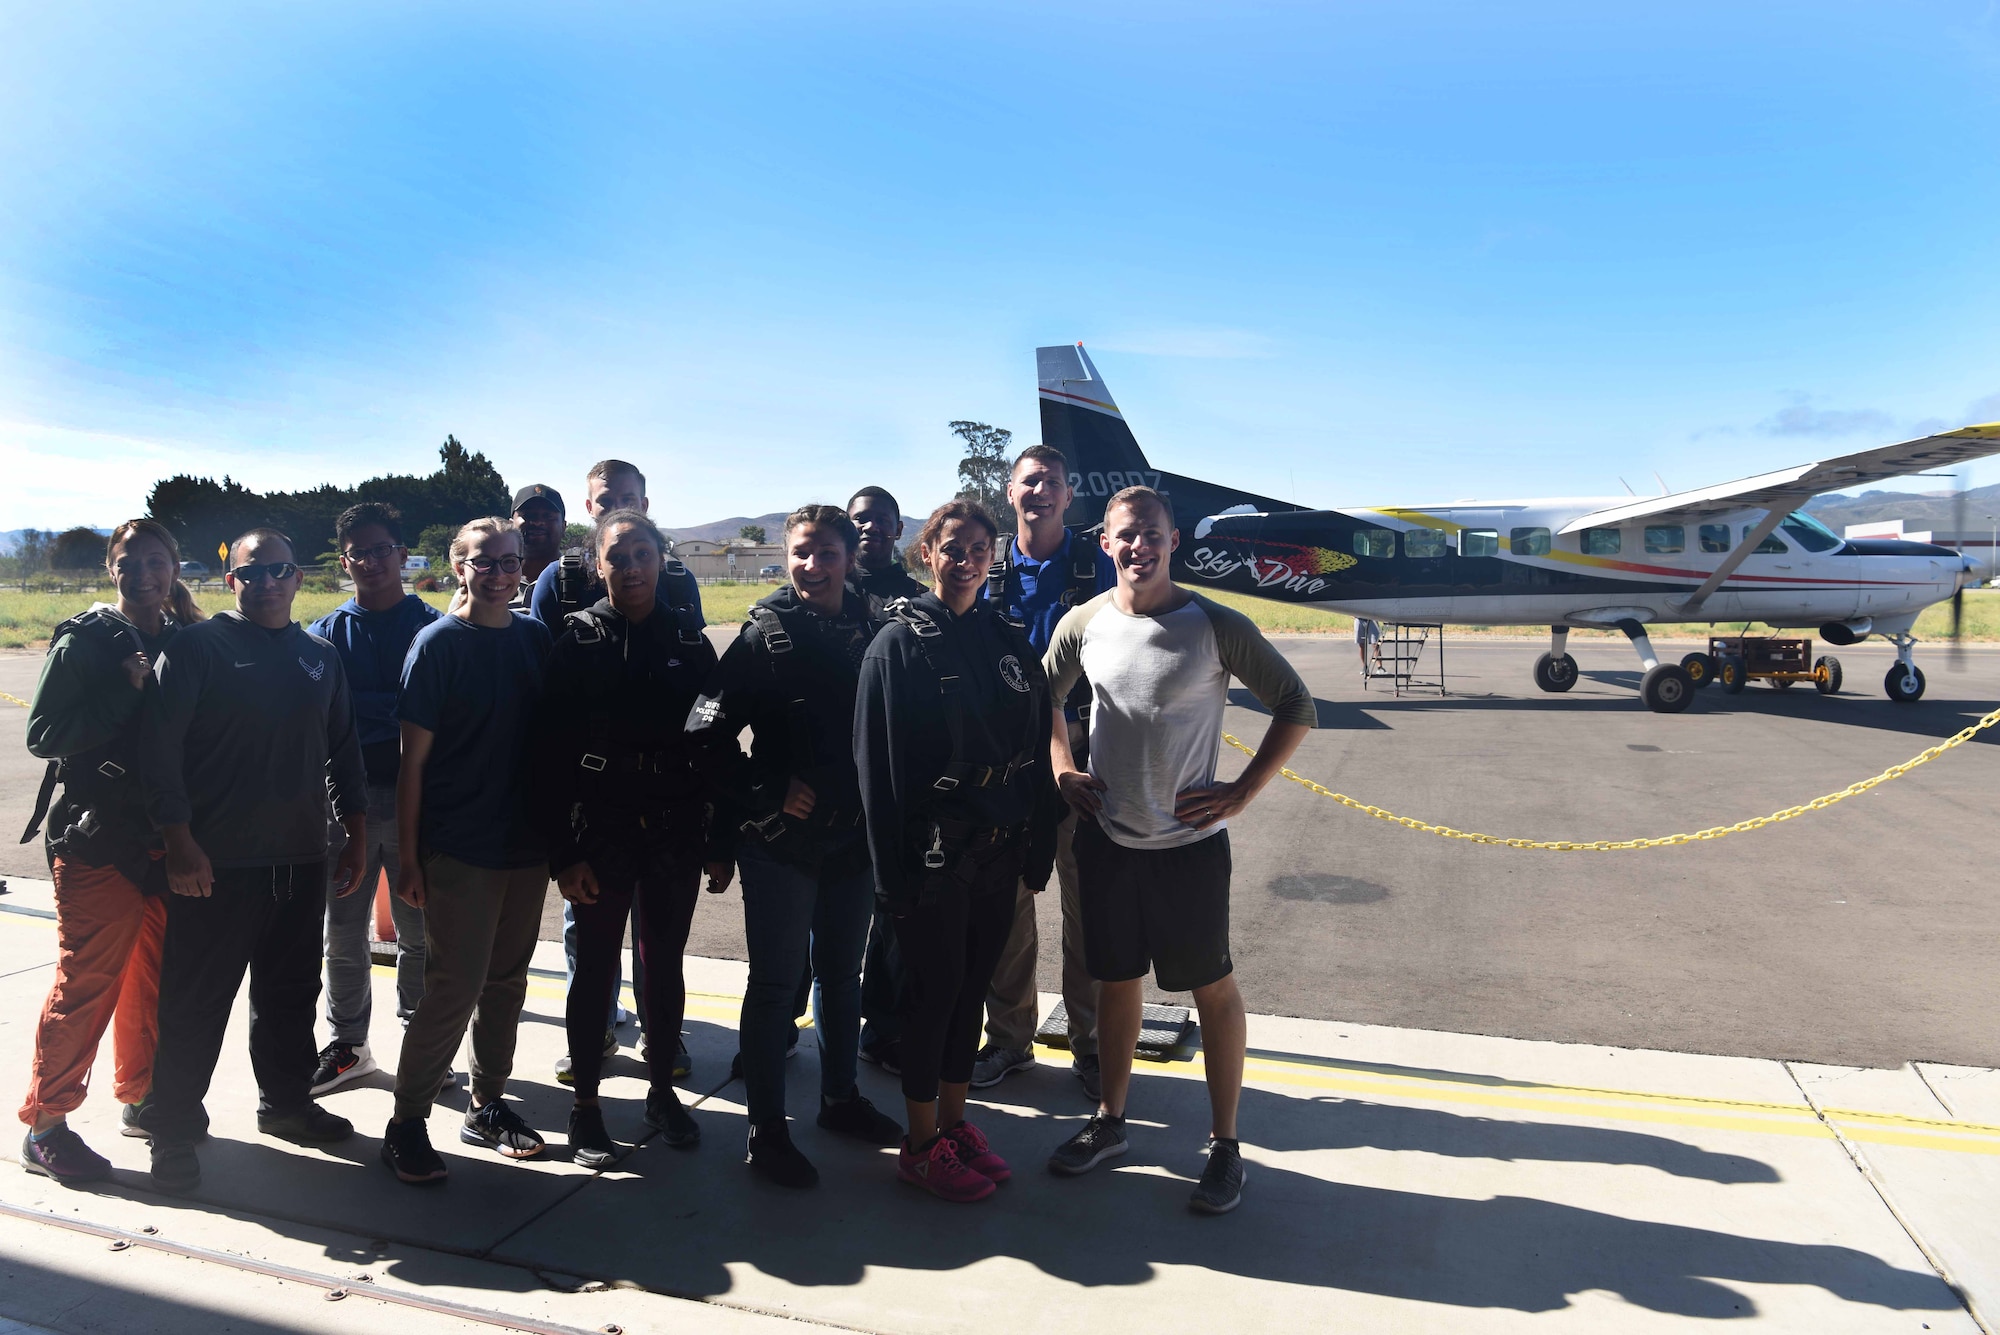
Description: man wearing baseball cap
xmin=512 ymin=485 xmax=566 ymax=590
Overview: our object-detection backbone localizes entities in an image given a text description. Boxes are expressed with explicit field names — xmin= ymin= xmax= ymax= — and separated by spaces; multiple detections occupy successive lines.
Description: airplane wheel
xmin=1533 ymin=652 xmax=1579 ymax=693
xmin=1884 ymin=663 xmax=1926 ymax=702
xmin=1640 ymin=663 xmax=1696 ymax=713
xmin=1814 ymin=656 xmax=1842 ymax=695
xmin=1718 ymin=656 xmax=1748 ymax=694
xmin=1680 ymin=652 xmax=1716 ymax=688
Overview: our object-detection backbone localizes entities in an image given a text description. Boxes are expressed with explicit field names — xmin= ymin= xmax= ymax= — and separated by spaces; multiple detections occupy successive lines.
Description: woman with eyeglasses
xmin=380 ymin=518 xmax=553 ymax=1185
xmin=18 ymin=520 xmax=204 ymax=1183
xmin=531 ymin=509 xmax=730 ymax=1166
xmin=854 ymin=500 xmax=1058 ymax=1202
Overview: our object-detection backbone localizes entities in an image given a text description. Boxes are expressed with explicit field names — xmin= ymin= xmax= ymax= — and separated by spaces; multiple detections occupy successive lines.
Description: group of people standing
xmin=18 ymin=446 xmax=1313 ymax=1214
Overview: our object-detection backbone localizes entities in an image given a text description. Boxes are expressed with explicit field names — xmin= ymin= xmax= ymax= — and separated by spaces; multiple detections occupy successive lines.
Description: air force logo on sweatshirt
xmin=998 ymin=654 xmax=1029 ymax=693
xmin=299 ymin=656 xmax=326 ymax=682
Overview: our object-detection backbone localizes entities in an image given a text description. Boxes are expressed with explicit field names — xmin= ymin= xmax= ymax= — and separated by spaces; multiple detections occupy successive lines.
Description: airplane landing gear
xmin=1534 ymin=626 xmax=1578 ymax=693
xmin=1618 ymin=619 xmax=1696 ymax=713
xmin=1883 ymin=632 xmax=1926 ymax=703
xmin=1641 ymin=663 xmax=1697 ymax=713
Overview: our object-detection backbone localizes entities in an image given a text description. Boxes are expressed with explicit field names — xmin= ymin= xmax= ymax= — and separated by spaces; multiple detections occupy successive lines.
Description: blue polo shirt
xmin=987 ymin=529 xmax=1118 ymax=652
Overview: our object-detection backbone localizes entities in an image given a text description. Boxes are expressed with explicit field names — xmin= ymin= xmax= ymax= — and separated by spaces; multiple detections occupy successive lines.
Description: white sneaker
xmin=310 ymin=1041 xmax=378 ymax=1096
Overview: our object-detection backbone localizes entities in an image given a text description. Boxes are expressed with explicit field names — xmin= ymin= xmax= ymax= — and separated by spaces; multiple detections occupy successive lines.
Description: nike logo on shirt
xmin=233 ymin=660 xmax=255 ymax=668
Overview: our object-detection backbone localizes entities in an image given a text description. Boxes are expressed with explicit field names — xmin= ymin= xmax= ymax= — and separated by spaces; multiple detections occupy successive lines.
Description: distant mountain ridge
xmin=664 ymin=512 xmax=791 ymax=544
xmin=1804 ymin=483 xmax=2000 ymax=535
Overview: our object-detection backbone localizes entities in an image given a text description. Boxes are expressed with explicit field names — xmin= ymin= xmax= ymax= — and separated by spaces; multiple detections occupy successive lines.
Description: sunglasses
xmin=465 ymin=555 xmax=523 ymax=574
xmin=230 ymin=561 xmax=299 ymax=584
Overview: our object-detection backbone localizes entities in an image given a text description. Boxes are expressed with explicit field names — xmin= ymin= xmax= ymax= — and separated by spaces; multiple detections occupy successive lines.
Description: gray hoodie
xmin=142 ymin=610 xmax=366 ymax=868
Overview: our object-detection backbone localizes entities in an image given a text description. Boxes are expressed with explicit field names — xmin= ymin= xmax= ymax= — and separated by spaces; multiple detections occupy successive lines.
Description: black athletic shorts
xmin=1073 ymin=819 xmax=1232 ymax=993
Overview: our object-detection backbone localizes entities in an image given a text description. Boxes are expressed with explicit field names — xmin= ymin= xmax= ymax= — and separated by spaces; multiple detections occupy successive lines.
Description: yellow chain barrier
xmin=1223 ymin=703 xmax=2000 ymax=850
xmin=4 ymin=685 xmax=1992 ymax=850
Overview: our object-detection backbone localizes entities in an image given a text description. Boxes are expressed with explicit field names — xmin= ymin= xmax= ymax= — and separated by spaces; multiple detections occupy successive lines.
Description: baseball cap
xmin=512 ymin=484 xmax=565 ymax=516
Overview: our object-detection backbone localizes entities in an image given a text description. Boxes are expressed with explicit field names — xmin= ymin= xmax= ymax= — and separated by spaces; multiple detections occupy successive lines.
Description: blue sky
xmin=5 ymin=1 xmax=2000 ymax=532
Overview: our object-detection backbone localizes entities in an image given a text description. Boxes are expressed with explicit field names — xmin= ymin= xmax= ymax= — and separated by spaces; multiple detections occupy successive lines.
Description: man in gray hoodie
xmin=137 ymin=529 xmax=368 ymax=1193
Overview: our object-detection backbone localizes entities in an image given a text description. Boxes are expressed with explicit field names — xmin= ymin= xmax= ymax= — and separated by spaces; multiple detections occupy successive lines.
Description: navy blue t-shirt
xmin=399 ymin=612 xmax=552 ymax=869
xmin=309 ymin=595 xmax=440 ymax=782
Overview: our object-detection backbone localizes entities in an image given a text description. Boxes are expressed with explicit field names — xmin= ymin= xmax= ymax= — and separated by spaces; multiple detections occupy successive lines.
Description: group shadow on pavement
xmin=55 ymin=1016 xmax=1960 ymax=1326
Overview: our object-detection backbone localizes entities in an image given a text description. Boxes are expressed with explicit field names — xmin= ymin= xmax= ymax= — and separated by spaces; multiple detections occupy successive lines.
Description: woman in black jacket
xmin=686 ymin=504 xmax=905 ymax=1188
xmin=536 ymin=510 xmax=728 ymax=1165
xmin=855 ymin=500 xmax=1057 ymax=1203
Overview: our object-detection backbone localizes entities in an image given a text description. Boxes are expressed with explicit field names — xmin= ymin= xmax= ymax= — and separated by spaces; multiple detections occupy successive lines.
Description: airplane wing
xmin=1553 ymin=424 xmax=2000 ymax=535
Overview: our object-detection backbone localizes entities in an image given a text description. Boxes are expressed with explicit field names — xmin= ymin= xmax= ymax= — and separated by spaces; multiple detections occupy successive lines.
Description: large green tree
xmin=49 ymin=526 xmax=109 ymax=570
xmin=147 ymin=436 xmax=510 ymax=568
xmin=951 ymin=420 xmax=1012 ymax=518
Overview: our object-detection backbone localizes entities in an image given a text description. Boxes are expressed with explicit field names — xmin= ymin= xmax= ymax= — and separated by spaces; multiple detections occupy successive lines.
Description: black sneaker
xmin=21 ymin=1126 xmax=110 ymax=1185
xmin=644 ymin=1089 xmax=701 ymax=1149
xmin=258 ymin=1104 xmax=354 ymax=1145
xmin=568 ymin=1104 xmax=620 ymax=1170
xmin=1048 ymin=1113 xmax=1130 ymax=1176
xmin=381 ymin=1118 xmax=448 ymax=1185
xmin=745 ymin=1121 xmax=818 ymax=1189
xmin=309 ymin=1041 xmax=377 ymax=1096
xmin=149 ymin=1140 xmax=200 ymax=1195
xmin=1190 ymin=1137 xmax=1245 ymax=1215
xmin=1073 ymin=1053 xmax=1103 ymax=1102
xmin=816 ymin=1093 xmax=902 ymax=1146
xmin=460 ymin=1099 xmax=545 ymax=1160
xmin=858 ymin=1038 xmax=902 ymax=1077
xmin=672 ymin=1039 xmax=693 ymax=1081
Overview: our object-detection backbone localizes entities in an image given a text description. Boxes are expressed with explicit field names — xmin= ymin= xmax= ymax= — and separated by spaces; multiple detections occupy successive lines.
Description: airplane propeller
xmin=1949 ymin=477 xmax=1969 ymax=669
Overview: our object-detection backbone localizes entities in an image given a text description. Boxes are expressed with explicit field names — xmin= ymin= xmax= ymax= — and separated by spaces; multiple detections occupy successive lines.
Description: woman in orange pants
xmin=19 ymin=519 xmax=202 ymax=1183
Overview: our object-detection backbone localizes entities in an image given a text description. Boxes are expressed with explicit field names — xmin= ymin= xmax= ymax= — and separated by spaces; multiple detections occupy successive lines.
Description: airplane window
xmin=1699 ymin=524 xmax=1731 ymax=553
xmin=1509 ymin=527 xmax=1551 ymax=556
xmin=1460 ymin=529 xmax=1499 ymax=558
xmin=1742 ymin=525 xmax=1788 ymax=554
xmin=1644 ymin=525 xmax=1685 ymax=554
xmin=1781 ymin=512 xmax=1843 ymax=553
xmin=1582 ymin=528 xmax=1620 ymax=555
xmin=1353 ymin=528 xmax=1396 ymax=558
xmin=1404 ymin=528 xmax=1447 ymax=558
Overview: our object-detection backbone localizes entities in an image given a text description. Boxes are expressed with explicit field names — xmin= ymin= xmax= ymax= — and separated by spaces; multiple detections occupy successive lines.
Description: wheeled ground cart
xmin=1681 ymin=635 xmax=1843 ymax=696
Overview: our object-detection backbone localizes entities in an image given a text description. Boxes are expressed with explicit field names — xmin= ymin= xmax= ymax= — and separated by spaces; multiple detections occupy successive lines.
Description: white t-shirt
xmin=1045 ymin=590 xmax=1314 ymax=850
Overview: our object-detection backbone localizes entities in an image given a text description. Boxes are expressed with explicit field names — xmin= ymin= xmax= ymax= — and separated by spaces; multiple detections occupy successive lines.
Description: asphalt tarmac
xmin=3 ymin=632 xmax=1995 ymax=1069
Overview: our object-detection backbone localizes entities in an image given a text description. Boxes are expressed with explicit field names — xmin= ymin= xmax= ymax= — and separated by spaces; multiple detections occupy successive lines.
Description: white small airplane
xmin=1036 ymin=342 xmax=1999 ymax=711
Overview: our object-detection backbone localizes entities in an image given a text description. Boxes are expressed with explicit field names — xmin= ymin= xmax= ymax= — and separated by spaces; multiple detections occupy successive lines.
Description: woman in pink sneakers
xmin=854 ymin=500 xmax=1059 ymax=1202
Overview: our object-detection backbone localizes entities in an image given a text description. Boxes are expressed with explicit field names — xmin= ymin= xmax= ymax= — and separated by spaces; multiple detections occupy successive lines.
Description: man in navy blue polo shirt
xmin=971 ymin=445 xmax=1116 ymax=1098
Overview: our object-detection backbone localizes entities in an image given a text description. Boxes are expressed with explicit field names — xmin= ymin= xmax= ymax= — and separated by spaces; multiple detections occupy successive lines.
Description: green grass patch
xmin=3 ymin=583 xmax=1994 ymax=648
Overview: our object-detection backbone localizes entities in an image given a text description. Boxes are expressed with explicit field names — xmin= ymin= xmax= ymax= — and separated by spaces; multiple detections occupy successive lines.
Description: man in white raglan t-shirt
xmin=1040 ymin=486 xmax=1314 ymax=1215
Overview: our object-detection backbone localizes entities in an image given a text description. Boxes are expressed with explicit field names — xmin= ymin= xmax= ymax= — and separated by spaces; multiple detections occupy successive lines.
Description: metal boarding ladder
xmin=1365 ymin=622 xmax=1447 ymax=696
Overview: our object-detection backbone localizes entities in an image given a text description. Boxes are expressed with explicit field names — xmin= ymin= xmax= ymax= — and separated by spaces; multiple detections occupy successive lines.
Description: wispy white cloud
xmin=1091 ymin=328 xmax=1278 ymax=360
xmin=1758 ymin=400 xmax=1897 ymax=438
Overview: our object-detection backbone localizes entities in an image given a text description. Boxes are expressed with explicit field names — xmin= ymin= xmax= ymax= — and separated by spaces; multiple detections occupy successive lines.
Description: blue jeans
xmin=324 ymin=783 xmax=426 ymax=1045
xmin=737 ymin=842 xmax=873 ymax=1127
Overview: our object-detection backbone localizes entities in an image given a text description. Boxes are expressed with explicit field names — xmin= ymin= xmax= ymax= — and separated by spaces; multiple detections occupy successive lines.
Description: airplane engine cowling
xmin=1819 ymin=620 xmax=1872 ymax=646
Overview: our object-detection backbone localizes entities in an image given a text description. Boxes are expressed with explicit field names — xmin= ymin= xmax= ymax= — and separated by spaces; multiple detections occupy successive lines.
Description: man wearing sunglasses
xmin=137 ymin=528 xmax=368 ymax=1194
xmin=305 ymin=504 xmax=440 ymax=1097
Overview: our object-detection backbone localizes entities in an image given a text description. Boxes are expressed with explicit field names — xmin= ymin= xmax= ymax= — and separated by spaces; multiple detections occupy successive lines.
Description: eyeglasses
xmin=342 ymin=543 xmax=404 ymax=565
xmin=465 ymin=555 xmax=523 ymax=574
xmin=230 ymin=561 xmax=299 ymax=584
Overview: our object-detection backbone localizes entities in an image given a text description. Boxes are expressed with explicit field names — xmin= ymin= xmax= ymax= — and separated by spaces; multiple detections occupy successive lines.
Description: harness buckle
xmin=96 ymin=761 xmax=127 ymax=779
xmin=932 ymin=775 xmax=960 ymax=792
xmin=580 ymin=754 xmax=608 ymax=772
xmin=923 ymin=824 xmax=947 ymax=870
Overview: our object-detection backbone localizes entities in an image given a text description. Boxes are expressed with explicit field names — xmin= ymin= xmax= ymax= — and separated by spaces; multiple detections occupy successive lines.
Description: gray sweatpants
xmin=324 ymin=782 xmax=427 ymax=1045
xmin=391 ymin=853 xmax=548 ymax=1121
xmin=982 ymin=805 xmax=1098 ymax=1056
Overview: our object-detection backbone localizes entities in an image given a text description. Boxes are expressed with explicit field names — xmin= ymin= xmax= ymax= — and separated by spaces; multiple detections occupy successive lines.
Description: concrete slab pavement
xmin=2 ymin=876 xmax=1994 ymax=1333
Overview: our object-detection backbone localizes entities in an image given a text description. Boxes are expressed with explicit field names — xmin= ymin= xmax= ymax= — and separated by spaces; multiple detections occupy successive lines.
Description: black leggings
xmin=566 ymin=837 xmax=701 ymax=1099
xmin=889 ymin=839 xmax=1021 ymax=1104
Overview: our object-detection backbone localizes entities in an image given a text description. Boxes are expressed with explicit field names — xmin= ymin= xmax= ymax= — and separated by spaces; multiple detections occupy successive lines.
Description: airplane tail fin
xmin=1036 ymin=342 xmax=1296 ymax=530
